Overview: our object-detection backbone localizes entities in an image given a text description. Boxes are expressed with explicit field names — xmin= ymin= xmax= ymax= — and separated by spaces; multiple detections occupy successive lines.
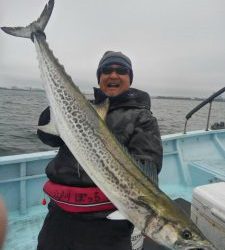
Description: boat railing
xmin=0 ymin=150 xmax=57 ymax=215
xmin=184 ymin=87 xmax=225 ymax=134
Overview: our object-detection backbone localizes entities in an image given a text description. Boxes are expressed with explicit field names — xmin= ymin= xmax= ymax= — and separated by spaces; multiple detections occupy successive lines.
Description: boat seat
xmin=188 ymin=159 xmax=225 ymax=182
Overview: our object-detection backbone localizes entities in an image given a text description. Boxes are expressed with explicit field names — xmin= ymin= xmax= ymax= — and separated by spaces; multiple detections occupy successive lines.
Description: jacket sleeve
xmin=128 ymin=109 xmax=163 ymax=176
xmin=37 ymin=107 xmax=65 ymax=147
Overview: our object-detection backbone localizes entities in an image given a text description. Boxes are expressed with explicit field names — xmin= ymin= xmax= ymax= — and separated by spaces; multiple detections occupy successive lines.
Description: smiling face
xmin=99 ymin=64 xmax=131 ymax=96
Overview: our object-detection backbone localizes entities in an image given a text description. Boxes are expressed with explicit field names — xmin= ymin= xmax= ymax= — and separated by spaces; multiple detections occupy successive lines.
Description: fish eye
xmin=181 ymin=229 xmax=192 ymax=240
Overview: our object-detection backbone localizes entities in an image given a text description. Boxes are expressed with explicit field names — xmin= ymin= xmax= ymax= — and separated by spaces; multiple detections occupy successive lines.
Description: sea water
xmin=1 ymin=88 xmax=225 ymax=156
xmin=1 ymin=88 xmax=224 ymax=250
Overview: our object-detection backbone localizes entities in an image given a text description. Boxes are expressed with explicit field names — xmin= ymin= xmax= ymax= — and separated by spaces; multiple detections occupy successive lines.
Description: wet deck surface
xmin=4 ymin=199 xmax=191 ymax=250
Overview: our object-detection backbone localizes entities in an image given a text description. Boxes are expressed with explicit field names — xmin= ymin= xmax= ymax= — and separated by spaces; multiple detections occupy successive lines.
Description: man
xmin=37 ymin=51 xmax=162 ymax=250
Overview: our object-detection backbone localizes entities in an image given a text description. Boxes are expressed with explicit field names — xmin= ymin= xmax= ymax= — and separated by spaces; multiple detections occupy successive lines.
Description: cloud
xmin=0 ymin=0 xmax=225 ymax=97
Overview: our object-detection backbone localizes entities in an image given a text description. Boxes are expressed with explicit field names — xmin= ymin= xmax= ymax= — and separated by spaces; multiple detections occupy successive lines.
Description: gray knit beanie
xmin=97 ymin=51 xmax=133 ymax=84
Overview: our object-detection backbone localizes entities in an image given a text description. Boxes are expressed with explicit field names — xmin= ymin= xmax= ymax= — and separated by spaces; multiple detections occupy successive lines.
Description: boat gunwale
xmin=0 ymin=150 xmax=57 ymax=165
xmin=162 ymin=129 xmax=225 ymax=141
xmin=1 ymin=129 xmax=225 ymax=165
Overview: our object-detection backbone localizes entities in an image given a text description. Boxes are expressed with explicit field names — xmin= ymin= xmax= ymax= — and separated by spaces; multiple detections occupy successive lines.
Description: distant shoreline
xmin=0 ymin=86 xmax=44 ymax=92
xmin=1 ymin=86 xmax=225 ymax=102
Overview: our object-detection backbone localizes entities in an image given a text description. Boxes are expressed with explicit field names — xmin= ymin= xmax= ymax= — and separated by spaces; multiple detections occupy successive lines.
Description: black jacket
xmin=37 ymin=88 xmax=163 ymax=187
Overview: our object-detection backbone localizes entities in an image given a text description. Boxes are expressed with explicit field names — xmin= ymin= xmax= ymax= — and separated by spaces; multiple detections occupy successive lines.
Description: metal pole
xmin=184 ymin=119 xmax=188 ymax=134
xmin=20 ymin=162 xmax=27 ymax=215
xmin=206 ymin=102 xmax=212 ymax=131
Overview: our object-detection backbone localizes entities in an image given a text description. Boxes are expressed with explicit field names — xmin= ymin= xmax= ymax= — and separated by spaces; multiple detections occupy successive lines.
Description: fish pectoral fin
xmin=38 ymin=123 xmax=59 ymax=136
xmin=92 ymin=98 xmax=110 ymax=121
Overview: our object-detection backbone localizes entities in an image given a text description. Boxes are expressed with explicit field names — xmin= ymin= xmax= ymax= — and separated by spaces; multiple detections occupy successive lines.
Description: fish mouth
xmin=185 ymin=248 xmax=213 ymax=250
xmin=182 ymin=245 xmax=215 ymax=250
xmin=175 ymin=240 xmax=215 ymax=250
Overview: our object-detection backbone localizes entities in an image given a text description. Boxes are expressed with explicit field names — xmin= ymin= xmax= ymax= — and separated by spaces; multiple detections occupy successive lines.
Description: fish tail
xmin=1 ymin=0 xmax=54 ymax=41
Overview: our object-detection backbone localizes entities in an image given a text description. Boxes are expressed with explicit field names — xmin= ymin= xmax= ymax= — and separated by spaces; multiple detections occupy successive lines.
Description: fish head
xmin=146 ymin=197 xmax=217 ymax=250
xmin=173 ymin=233 xmax=216 ymax=250
xmin=148 ymin=221 xmax=216 ymax=250
xmin=170 ymin=224 xmax=216 ymax=250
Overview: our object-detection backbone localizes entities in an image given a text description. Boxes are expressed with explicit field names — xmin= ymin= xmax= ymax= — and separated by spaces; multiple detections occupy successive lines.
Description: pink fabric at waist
xmin=43 ymin=180 xmax=116 ymax=213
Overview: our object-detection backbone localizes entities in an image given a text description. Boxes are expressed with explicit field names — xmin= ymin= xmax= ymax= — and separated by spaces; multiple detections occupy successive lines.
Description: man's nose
xmin=109 ymin=71 xmax=119 ymax=78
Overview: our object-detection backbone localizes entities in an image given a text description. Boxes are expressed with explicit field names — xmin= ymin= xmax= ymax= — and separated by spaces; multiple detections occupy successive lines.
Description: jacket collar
xmin=93 ymin=87 xmax=151 ymax=110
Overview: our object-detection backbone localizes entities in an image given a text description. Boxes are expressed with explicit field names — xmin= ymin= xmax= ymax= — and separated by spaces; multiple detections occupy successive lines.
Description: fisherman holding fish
xmin=2 ymin=0 xmax=216 ymax=249
xmin=36 ymin=51 xmax=163 ymax=250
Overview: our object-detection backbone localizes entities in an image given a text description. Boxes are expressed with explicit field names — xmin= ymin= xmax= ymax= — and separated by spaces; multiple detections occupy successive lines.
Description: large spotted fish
xmin=1 ymin=1 xmax=216 ymax=249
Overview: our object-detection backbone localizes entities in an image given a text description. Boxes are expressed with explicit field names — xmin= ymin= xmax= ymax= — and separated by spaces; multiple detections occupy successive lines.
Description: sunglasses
xmin=101 ymin=66 xmax=129 ymax=75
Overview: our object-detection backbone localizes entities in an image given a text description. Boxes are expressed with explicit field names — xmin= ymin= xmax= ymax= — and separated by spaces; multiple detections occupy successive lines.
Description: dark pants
xmin=37 ymin=201 xmax=133 ymax=250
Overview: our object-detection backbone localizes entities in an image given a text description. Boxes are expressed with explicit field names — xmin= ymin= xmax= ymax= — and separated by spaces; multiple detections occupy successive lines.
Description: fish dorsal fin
xmin=93 ymin=98 xmax=110 ymax=121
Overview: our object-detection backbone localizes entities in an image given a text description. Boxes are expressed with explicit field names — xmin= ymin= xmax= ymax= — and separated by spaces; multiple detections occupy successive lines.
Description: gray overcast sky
xmin=0 ymin=0 xmax=225 ymax=97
